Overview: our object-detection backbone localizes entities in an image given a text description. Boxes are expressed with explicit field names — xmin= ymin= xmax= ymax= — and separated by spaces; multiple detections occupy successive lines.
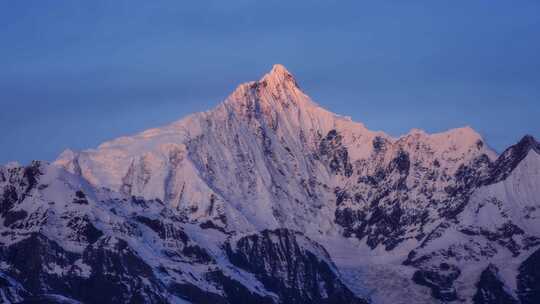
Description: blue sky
xmin=1 ymin=1 xmax=539 ymax=164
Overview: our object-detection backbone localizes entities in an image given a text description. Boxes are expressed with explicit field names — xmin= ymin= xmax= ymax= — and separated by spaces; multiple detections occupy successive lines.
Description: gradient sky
xmin=1 ymin=1 xmax=539 ymax=164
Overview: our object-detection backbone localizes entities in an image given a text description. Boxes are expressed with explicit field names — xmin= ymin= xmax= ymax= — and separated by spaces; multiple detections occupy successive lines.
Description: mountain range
xmin=1 ymin=64 xmax=539 ymax=304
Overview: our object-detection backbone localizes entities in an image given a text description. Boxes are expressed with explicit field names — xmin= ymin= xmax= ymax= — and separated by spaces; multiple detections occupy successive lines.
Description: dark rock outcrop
xmin=473 ymin=264 xmax=518 ymax=304
xmin=226 ymin=229 xmax=367 ymax=304
xmin=517 ymin=248 xmax=540 ymax=304
xmin=412 ymin=264 xmax=461 ymax=302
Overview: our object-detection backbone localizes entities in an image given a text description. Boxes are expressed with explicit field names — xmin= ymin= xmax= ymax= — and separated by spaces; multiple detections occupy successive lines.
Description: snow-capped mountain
xmin=1 ymin=64 xmax=539 ymax=304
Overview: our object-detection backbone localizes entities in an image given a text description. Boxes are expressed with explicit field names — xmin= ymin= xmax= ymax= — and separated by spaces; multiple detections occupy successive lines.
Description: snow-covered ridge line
xmin=50 ymin=64 xmax=498 ymax=234
xmin=55 ymin=64 xmax=491 ymax=160
xmin=2 ymin=64 xmax=540 ymax=304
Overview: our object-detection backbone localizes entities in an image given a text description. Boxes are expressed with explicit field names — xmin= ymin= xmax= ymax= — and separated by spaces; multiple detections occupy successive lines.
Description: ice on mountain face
xmin=0 ymin=162 xmax=285 ymax=303
xmin=53 ymin=65 xmax=497 ymax=238
xmin=399 ymin=139 xmax=540 ymax=302
xmin=2 ymin=65 xmax=538 ymax=304
xmin=0 ymin=163 xmax=364 ymax=303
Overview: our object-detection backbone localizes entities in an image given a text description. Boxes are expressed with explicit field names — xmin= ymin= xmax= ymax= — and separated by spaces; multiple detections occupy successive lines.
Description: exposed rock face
xmin=401 ymin=136 xmax=540 ymax=302
xmin=412 ymin=263 xmax=461 ymax=301
xmin=484 ymin=135 xmax=540 ymax=185
xmin=0 ymin=162 xmax=365 ymax=304
xmin=334 ymin=129 xmax=494 ymax=251
xmin=226 ymin=229 xmax=367 ymax=304
xmin=1 ymin=65 xmax=539 ymax=303
xmin=0 ymin=161 xmax=42 ymax=219
xmin=473 ymin=264 xmax=518 ymax=304
xmin=0 ymin=271 xmax=29 ymax=303
xmin=517 ymin=249 xmax=540 ymax=304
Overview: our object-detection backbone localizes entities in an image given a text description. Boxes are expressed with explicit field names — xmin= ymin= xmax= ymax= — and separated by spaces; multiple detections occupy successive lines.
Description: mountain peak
xmin=484 ymin=134 xmax=540 ymax=184
xmin=224 ymin=63 xmax=310 ymax=112
xmin=517 ymin=134 xmax=540 ymax=154
xmin=260 ymin=64 xmax=299 ymax=88
xmin=519 ymin=134 xmax=538 ymax=145
xmin=270 ymin=63 xmax=290 ymax=75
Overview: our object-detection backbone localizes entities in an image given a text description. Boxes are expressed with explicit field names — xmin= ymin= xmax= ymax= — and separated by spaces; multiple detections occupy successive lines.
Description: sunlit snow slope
xmin=1 ymin=65 xmax=538 ymax=304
